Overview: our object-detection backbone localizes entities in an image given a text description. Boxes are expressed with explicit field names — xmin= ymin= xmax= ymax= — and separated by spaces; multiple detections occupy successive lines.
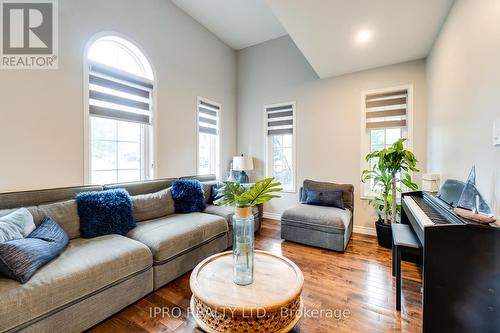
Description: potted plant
xmin=362 ymin=138 xmax=419 ymax=248
xmin=214 ymin=178 xmax=282 ymax=285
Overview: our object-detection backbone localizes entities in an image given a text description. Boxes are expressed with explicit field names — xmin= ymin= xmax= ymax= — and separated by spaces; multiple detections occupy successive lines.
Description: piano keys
xmin=401 ymin=190 xmax=500 ymax=333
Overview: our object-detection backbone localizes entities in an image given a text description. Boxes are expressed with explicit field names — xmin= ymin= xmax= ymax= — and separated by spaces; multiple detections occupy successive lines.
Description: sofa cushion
xmin=0 ymin=208 xmax=36 ymax=242
xmin=203 ymin=205 xmax=259 ymax=229
xmin=127 ymin=213 xmax=227 ymax=264
xmin=0 ymin=185 xmax=103 ymax=210
xmin=1 ymin=201 xmax=81 ymax=240
xmin=0 ymin=235 xmax=152 ymax=332
xmin=103 ymin=178 xmax=176 ymax=196
xmin=76 ymin=189 xmax=135 ymax=238
xmin=132 ymin=188 xmax=175 ymax=222
xmin=34 ymin=200 xmax=81 ymax=239
xmin=281 ymin=204 xmax=352 ymax=234
xmin=171 ymin=180 xmax=206 ymax=213
xmin=0 ymin=217 xmax=69 ymax=284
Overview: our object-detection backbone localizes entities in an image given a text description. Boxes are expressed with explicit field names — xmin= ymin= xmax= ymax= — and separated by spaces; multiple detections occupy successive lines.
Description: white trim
xmin=262 ymin=212 xmax=282 ymax=220
xmin=353 ymin=225 xmax=377 ymax=236
xmin=264 ymin=101 xmax=297 ymax=193
xmin=196 ymin=96 xmax=222 ymax=179
xmin=360 ymin=84 xmax=414 ymax=197
xmin=83 ymin=31 xmax=157 ymax=184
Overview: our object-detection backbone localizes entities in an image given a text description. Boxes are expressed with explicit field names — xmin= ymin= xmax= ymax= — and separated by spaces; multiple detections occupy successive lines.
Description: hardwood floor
xmin=89 ymin=219 xmax=423 ymax=333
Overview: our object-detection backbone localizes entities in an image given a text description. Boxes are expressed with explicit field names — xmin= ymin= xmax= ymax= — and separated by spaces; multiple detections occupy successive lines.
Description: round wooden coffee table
xmin=190 ymin=250 xmax=304 ymax=333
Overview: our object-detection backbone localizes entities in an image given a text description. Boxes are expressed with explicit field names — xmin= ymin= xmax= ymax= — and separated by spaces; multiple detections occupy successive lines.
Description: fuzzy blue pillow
xmin=0 ymin=217 xmax=69 ymax=284
xmin=76 ymin=189 xmax=135 ymax=238
xmin=171 ymin=180 xmax=206 ymax=213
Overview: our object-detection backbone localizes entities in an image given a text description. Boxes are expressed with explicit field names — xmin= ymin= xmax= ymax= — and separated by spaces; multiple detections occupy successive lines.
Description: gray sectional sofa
xmin=0 ymin=175 xmax=260 ymax=333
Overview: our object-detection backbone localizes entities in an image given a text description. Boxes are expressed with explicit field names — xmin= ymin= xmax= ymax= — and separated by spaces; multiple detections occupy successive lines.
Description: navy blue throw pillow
xmin=0 ymin=217 xmax=69 ymax=284
xmin=76 ymin=189 xmax=135 ymax=238
xmin=171 ymin=180 xmax=206 ymax=213
xmin=305 ymin=189 xmax=345 ymax=209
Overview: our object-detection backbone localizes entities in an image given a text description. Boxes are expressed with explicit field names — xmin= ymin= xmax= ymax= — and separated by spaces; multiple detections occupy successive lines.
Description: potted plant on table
xmin=362 ymin=139 xmax=419 ymax=248
xmin=214 ymin=178 xmax=282 ymax=285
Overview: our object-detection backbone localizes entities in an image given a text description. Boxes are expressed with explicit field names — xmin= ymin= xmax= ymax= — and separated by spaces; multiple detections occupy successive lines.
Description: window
xmin=361 ymin=87 xmax=412 ymax=196
xmin=265 ymin=102 xmax=296 ymax=192
xmin=197 ymin=98 xmax=220 ymax=177
xmin=86 ymin=36 xmax=154 ymax=184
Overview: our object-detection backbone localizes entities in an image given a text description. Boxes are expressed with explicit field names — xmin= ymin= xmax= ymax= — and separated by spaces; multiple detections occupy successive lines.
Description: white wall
xmin=0 ymin=0 xmax=236 ymax=192
xmin=427 ymin=0 xmax=500 ymax=216
xmin=237 ymin=36 xmax=427 ymax=230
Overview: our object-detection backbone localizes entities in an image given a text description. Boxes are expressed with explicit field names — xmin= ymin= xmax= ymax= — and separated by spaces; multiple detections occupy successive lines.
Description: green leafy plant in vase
xmin=362 ymin=138 xmax=419 ymax=248
xmin=214 ymin=178 xmax=282 ymax=285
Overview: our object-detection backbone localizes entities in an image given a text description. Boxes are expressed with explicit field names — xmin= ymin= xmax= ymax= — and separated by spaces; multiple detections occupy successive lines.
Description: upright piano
xmin=401 ymin=187 xmax=500 ymax=333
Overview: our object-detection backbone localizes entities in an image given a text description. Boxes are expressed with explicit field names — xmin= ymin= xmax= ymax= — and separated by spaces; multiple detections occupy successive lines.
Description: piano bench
xmin=391 ymin=223 xmax=421 ymax=311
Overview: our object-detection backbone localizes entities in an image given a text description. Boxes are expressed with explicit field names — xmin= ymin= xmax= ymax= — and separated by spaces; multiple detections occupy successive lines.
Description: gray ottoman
xmin=281 ymin=180 xmax=354 ymax=252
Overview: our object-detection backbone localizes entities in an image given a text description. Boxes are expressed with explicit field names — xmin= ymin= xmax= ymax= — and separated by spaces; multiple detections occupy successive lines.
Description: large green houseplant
xmin=214 ymin=178 xmax=282 ymax=285
xmin=362 ymin=139 xmax=419 ymax=247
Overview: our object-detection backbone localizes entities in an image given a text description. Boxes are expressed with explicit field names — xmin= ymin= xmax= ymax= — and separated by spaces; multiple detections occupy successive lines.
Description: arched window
xmin=85 ymin=35 xmax=154 ymax=184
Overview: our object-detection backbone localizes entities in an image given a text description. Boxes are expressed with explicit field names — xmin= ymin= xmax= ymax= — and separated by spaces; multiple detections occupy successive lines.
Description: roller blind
xmin=88 ymin=61 xmax=153 ymax=125
xmin=365 ymin=89 xmax=407 ymax=129
xmin=198 ymin=99 xmax=219 ymax=135
xmin=266 ymin=103 xmax=294 ymax=135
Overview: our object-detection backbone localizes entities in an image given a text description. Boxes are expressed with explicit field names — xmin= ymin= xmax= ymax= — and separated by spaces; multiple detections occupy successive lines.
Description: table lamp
xmin=233 ymin=155 xmax=253 ymax=184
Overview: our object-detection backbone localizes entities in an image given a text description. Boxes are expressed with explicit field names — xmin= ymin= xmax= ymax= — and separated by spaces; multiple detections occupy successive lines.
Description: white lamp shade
xmin=422 ymin=173 xmax=441 ymax=192
xmin=233 ymin=156 xmax=254 ymax=171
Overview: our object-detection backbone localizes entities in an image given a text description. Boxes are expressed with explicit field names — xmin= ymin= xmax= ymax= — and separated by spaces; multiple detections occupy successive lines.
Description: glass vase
xmin=232 ymin=207 xmax=254 ymax=286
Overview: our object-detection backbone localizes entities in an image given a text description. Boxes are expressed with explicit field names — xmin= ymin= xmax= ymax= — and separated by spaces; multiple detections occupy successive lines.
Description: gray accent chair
xmin=0 ymin=176 xmax=262 ymax=333
xmin=281 ymin=180 xmax=354 ymax=252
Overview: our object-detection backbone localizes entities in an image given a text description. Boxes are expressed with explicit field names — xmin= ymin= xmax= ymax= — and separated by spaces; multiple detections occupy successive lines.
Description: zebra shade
xmin=89 ymin=61 xmax=153 ymax=125
xmin=266 ymin=104 xmax=294 ymax=135
xmin=198 ymin=100 xmax=219 ymax=135
xmin=365 ymin=90 xmax=407 ymax=129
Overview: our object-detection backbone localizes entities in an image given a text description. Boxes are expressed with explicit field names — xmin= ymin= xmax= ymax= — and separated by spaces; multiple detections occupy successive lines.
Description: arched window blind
xmin=89 ymin=61 xmax=153 ymax=125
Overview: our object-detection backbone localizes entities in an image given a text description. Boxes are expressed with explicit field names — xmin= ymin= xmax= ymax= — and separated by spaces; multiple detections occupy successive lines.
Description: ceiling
xmin=170 ymin=0 xmax=287 ymax=50
xmin=266 ymin=0 xmax=455 ymax=78
xmin=171 ymin=0 xmax=455 ymax=78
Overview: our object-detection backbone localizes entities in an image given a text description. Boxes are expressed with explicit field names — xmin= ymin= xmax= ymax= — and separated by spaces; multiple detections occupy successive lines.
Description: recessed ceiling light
xmin=356 ymin=30 xmax=372 ymax=44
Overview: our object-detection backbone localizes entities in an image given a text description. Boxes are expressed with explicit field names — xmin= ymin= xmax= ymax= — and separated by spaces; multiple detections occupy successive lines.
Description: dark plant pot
xmin=375 ymin=220 xmax=393 ymax=249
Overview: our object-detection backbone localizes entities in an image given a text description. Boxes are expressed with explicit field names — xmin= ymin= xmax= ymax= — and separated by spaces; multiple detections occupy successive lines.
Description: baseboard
xmin=262 ymin=212 xmax=281 ymax=220
xmin=353 ymin=225 xmax=376 ymax=236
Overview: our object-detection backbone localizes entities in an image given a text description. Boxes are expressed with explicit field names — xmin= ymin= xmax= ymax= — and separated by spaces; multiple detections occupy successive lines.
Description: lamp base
xmin=237 ymin=171 xmax=249 ymax=184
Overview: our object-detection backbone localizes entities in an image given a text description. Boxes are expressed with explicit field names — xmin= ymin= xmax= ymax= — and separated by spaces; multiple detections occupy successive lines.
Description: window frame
xmin=264 ymin=101 xmax=297 ymax=193
xmin=88 ymin=117 xmax=151 ymax=184
xmin=360 ymin=84 xmax=414 ymax=199
xmin=196 ymin=96 xmax=221 ymax=179
xmin=83 ymin=32 xmax=157 ymax=185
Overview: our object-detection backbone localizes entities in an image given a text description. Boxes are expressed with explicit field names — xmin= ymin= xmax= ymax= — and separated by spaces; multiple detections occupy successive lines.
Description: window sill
xmin=361 ymin=194 xmax=376 ymax=200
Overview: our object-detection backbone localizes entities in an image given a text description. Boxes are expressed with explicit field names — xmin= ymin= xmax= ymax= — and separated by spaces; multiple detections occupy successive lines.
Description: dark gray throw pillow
xmin=304 ymin=189 xmax=345 ymax=209
xmin=208 ymin=183 xmax=223 ymax=204
xmin=0 ymin=217 xmax=69 ymax=284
